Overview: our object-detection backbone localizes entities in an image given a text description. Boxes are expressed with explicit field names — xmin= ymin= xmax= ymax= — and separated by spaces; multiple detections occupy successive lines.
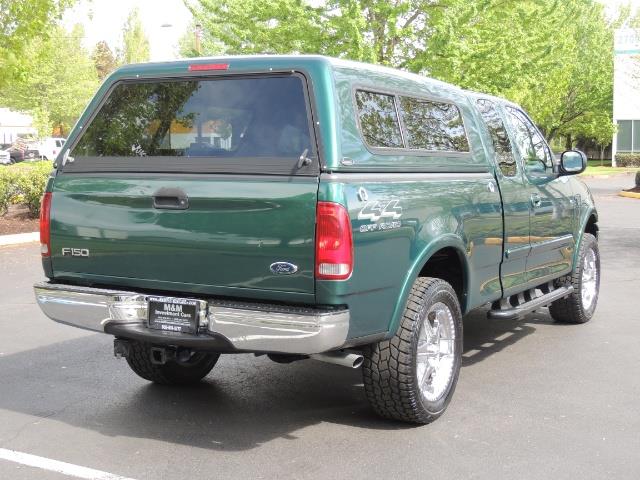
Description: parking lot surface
xmin=0 ymin=174 xmax=638 ymax=480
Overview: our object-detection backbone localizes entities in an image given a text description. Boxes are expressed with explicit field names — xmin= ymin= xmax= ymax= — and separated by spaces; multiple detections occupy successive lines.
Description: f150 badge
xmin=357 ymin=192 xmax=403 ymax=233
xmin=62 ymin=247 xmax=89 ymax=257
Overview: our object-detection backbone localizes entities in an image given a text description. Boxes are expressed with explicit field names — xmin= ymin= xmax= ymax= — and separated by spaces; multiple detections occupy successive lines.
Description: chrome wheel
xmin=416 ymin=302 xmax=456 ymax=402
xmin=581 ymin=247 xmax=598 ymax=310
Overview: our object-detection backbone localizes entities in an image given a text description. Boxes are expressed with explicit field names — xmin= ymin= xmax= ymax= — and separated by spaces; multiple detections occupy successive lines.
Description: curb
xmin=0 ymin=232 xmax=39 ymax=247
xmin=619 ymin=190 xmax=640 ymax=199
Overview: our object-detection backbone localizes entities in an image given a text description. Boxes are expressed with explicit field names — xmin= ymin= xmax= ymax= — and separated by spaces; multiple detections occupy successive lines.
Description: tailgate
xmin=50 ymin=73 xmax=319 ymax=300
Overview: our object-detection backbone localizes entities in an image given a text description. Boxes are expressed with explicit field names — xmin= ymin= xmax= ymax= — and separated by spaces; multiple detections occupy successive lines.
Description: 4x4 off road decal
xmin=357 ymin=199 xmax=403 ymax=233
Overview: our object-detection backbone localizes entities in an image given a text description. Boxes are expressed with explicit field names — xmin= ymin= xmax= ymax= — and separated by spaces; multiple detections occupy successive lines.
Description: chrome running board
xmin=488 ymin=283 xmax=574 ymax=320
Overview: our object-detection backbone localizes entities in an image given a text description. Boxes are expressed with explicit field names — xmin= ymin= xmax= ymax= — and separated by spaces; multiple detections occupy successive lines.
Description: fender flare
xmin=385 ymin=234 xmax=470 ymax=337
xmin=572 ymin=207 xmax=598 ymax=269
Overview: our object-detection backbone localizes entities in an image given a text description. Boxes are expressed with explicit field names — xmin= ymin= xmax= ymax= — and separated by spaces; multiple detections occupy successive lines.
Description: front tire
xmin=549 ymin=233 xmax=600 ymax=324
xmin=362 ymin=277 xmax=463 ymax=424
xmin=125 ymin=340 xmax=219 ymax=385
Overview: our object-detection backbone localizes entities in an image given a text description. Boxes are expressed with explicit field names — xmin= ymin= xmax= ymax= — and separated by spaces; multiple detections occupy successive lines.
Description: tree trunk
xmin=565 ymin=134 xmax=572 ymax=150
xmin=547 ymin=128 xmax=557 ymax=143
xmin=600 ymin=145 xmax=604 ymax=166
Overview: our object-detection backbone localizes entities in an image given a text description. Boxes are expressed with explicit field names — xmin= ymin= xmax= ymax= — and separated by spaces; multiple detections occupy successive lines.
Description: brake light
xmin=315 ymin=202 xmax=353 ymax=280
xmin=188 ymin=63 xmax=229 ymax=72
xmin=39 ymin=192 xmax=52 ymax=257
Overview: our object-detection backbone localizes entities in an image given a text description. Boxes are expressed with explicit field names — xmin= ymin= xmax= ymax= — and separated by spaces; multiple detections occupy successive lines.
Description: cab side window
xmin=505 ymin=106 xmax=553 ymax=176
xmin=476 ymin=99 xmax=517 ymax=177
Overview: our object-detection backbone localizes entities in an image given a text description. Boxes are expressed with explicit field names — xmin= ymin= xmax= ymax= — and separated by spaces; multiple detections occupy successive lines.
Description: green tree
xmin=0 ymin=0 xmax=74 ymax=88
xmin=178 ymin=22 xmax=228 ymax=57
xmin=120 ymin=7 xmax=150 ymax=64
xmin=585 ymin=116 xmax=616 ymax=164
xmin=414 ymin=1 xmax=614 ymax=146
xmin=1 ymin=24 xmax=99 ymax=137
xmin=182 ymin=0 xmax=445 ymax=63
xmin=182 ymin=0 xmax=324 ymax=56
xmin=178 ymin=23 xmax=199 ymax=57
xmin=92 ymin=40 xmax=119 ymax=80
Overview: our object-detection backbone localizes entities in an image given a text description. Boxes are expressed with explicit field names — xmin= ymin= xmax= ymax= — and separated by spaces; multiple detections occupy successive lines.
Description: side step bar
xmin=488 ymin=285 xmax=574 ymax=320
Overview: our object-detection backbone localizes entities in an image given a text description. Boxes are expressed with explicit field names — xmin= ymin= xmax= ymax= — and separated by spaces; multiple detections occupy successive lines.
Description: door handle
xmin=530 ymin=193 xmax=542 ymax=209
xmin=152 ymin=187 xmax=189 ymax=210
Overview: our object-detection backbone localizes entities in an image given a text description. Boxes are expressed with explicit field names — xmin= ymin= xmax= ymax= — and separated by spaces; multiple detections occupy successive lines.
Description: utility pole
xmin=195 ymin=23 xmax=202 ymax=56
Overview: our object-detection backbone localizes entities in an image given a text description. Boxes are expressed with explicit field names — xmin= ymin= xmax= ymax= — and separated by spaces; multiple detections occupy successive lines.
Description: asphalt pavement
xmin=0 ymin=174 xmax=638 ymax=480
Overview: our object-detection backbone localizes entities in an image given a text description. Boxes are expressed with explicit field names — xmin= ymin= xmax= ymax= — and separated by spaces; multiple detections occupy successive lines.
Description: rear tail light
xmin=315 ymin=202 xmax=353 ymax=280
xmin=40 ymin=192 xmax=52 ymax=257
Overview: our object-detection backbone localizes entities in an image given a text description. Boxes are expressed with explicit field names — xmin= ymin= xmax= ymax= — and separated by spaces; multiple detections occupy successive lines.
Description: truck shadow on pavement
xmin=0 ymin=309 xmax=556 ymax=451
xmin=461 ymin=306 xmax=551 ymax=367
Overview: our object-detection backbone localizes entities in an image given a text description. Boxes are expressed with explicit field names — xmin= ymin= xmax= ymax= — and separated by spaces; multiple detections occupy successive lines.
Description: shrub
xmin=0 ymin=172 xmax=16 ymax=216
xmin=0 ymin=161 xmax=53 ymax=217
xmin=15 ymin=163 xmax=52 ymax=216
xmin=615 ymin=153 xmax=640 ymax=168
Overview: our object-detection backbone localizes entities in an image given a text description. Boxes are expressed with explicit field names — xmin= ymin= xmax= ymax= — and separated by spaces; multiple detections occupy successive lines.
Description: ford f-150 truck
xmin=34 ymin=56 xmax=600 ymax=424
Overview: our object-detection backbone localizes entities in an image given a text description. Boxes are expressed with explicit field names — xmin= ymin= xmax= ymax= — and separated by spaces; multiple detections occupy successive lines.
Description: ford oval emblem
xmin=270 ymin=262 xmax=298 ymax=275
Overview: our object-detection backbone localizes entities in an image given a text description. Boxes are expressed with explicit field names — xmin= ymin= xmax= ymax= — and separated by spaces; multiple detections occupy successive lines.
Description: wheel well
xmin=418 ymin=247 xmax=465 ymax=305
xmin=585 ymin=214 xmax=598 ymax=238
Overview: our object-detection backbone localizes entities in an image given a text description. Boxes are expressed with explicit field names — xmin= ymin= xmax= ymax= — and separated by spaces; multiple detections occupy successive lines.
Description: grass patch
xmin=587 ymin=159 xmax=612 ymax=167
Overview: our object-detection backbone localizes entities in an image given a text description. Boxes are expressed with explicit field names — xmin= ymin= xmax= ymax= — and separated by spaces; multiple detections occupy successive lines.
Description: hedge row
xmin=615 ymin=153 xmax=640 ymax=168
xmin=0 ymin=161 xmax=53 ymax=217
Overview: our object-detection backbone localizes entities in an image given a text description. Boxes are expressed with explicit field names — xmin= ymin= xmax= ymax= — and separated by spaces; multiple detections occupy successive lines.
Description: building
xmin=612 ymin=28 xmax=640 ymax=166
xmin=0 ymin=108 xmax=36 ymax=144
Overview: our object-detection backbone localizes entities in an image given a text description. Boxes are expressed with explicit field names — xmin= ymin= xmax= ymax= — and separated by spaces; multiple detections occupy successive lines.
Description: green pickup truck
xmin=34 ymin=55 xmax=600 ymax=424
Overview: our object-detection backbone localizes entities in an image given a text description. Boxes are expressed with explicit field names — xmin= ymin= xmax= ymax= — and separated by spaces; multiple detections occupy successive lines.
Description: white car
xmin=0 ymin=147 xmax=11 ymax=165
xmin=37 ymin=137 xmax=66 ymax=161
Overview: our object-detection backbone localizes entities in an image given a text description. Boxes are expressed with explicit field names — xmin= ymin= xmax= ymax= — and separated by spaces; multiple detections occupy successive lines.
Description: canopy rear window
xmin=64 ymin=74 xmax=317 ymax=175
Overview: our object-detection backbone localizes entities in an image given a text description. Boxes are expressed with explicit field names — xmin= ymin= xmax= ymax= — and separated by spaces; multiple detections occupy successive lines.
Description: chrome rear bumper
xmin=34 ymin=282 xmax=349 ymax=354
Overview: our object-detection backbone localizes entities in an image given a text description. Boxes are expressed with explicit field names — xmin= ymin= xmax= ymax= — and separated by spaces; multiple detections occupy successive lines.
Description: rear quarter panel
xmin=317 ymin=173 xmax=504 ymax=341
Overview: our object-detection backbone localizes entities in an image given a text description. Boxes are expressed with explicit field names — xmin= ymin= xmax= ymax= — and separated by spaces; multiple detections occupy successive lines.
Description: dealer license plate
xmin=147 ymin=296 xmax=200 ymax=334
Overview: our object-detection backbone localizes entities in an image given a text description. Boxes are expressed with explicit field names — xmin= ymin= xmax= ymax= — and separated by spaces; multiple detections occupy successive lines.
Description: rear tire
xmin=362 ymin=277 xmax=463 ymax=424
xmin=125 ymin=340 xmax=219 ymax=385
xmin=549 ymin=233 xmax=600 ymax=324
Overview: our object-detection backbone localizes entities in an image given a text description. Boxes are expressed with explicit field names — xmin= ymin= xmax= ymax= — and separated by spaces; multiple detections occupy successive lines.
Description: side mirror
xmin=559 ymin=150 xmax=587 ymax=175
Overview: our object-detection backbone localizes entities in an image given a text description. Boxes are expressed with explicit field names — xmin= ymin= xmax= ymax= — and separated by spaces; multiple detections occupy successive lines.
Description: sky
xmin=63 ymin=0 xmax=640 ymax=62
xmin=63 ymin=0 xmax=193 ymax=61
xmin=600 ymin=0 xmax=640 ymax=18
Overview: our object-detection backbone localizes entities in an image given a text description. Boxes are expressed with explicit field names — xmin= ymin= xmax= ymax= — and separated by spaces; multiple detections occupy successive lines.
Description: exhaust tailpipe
xmin=310 ymin=351 xmax=363 ymax=369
